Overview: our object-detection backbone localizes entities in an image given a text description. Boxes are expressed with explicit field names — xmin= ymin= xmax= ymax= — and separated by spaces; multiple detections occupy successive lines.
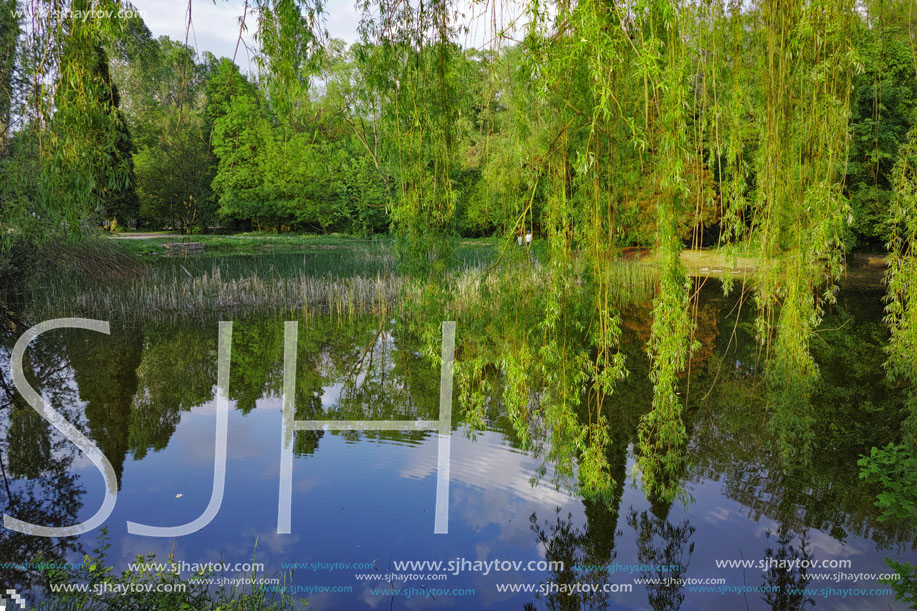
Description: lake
xmin=1 ymin=252 xmax=914 ymax=610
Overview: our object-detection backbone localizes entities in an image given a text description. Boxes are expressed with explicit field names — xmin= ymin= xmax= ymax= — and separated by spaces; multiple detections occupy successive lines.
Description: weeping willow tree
xmin=357 ymin=0 xmax=459 ymax=277
xmin=2 ymin=0 xmax=891 ymax=508
xmin=442 ymin=0 xmax=705 ymax=502
xmin=255 ymin=0 xmax=325 ymax=123
xmin=0 ymin=0 xmax=138 ymax=245
xmin=885 ymin=126 xmax=917 ymax=447
xmin=0 ymin=0 xmax=17 ymax=156
xmin=748 ymin=0 xmax=856 ymax=465
xmin=630 ymin=0 xmax=695 ymax=504
xmin=474 ymin=0 xmax=861 ymax=500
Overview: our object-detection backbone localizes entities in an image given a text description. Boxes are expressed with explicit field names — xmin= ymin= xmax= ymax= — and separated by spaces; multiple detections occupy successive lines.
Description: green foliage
xmin=631 ymin=0 xmax=696 ymax=504
xmin=44 ymin=6 xmax=137 ymax=231
xmin=846 ymin=17 xmax=917 ymax=248
xmin=133 ymin=120 xmax=216 ymax=233
xmin=749 ymin=0 xmax=856 ymax=467
xmin=40 ymin=530 xmax=303 ymax=610
xmin=207 ymin=54 xmax=389 ymax=234
xmin=858 ymin=443 xmax=917 ymax=522
xmin=859 ymin=440 xmax=917 ymax=609
xmin=107 ymin=31 xmax=218 ymax=231
xmin=883 ymin=558 xmax=917 ymax=610
xmin=0 ymin=0 xmax=18 ymax=155
xmin=0 ymin=1 xmax=139 ymax=251
xmin=2 ymin=0 xmax=917 ymax=536
xmin=884 ymin=124 xmax=917 ymax=444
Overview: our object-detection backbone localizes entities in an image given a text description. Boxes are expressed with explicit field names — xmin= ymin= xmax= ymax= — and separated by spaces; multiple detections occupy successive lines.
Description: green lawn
xmin=111 ymin=232 xmax=392 ymax=257
xmin=109 ymin=232 xmax=502 ymax=271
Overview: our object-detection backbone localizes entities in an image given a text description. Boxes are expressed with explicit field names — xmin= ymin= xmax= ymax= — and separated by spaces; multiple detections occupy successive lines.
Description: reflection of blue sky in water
xmin=63 ymin=392 xmax=917 ymax=610
xmin=5 ymin=281 xmax=917 ymax=609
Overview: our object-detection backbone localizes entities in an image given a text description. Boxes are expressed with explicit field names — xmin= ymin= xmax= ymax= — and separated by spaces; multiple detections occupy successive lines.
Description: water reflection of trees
xmin=526 ymin=507 xmax=618 ymax=611
xmin=626 ymin=504 xmax=695 ymax=611
xmin=523 ymin=395 xmax=631 ymax=611
xmin=524 ymin=500 xmax=695 ymax=611
xmin=66 ymin=328 xmax=142 ymax=486
xmin=0 ymin=280 xmax=911 ymax=595
xmin=0 ymin=313 xmax=86 ymax=591
xmin=0 ymin=310 xmax=450 ymax=591
xmin=686 ymin=288 xmax=914 ymax=546
xmin=515 ymin=282 xmax=911 ymax=607
xmin=63 ymin=314 xmax=446 ymax=461
xmin=760 ymin=528 xmax=815 ymax=611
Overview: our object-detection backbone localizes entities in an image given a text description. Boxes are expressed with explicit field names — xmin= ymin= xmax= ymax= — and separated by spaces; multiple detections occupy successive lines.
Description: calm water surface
xmin=1 ymin=262 xmax=915 ymax=610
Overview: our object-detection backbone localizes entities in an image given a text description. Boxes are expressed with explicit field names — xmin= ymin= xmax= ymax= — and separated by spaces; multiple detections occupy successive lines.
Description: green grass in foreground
xmin=36 ymin=532 xmax=304 ymax=610
xmin=112 ymin=232 xmax=387 ymax=257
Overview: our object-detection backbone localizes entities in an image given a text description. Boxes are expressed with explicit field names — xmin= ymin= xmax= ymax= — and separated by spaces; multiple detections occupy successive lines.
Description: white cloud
xmin=129 ymin=0 xmax=525 ymax=64
xmin=129 ymin=0 xmax=361 ymax=63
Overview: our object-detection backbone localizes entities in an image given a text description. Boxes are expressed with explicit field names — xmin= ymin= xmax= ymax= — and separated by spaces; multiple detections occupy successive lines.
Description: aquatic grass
xmin=24 ymin=243 xmax=653 ymax=324
xmin=447 ymin=259 xmax=657 ymax=319
xmin=30 ymin=267 xmax=408 ymax=319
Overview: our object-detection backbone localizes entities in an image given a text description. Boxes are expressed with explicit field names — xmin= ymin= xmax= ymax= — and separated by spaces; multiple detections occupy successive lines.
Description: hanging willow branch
xmin=884 ymin=125 xmax=917 ymax=448
xmin=632 ymin=0 xmax=694 ymax=505
xmin=752 ymin=0 xmax=856 ymax=466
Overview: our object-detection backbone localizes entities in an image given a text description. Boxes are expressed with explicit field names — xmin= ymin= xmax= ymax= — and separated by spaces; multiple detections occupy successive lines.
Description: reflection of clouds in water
xmin=255 ymin=396 xmax=282 ymax=411
xmin=396 ymin=430 xmax=582 ymax=607
xmin=688 ymin=477 xmax=774 ymax=535
xmin=245 ymin=530 xmax=303 ymax=557
xmin=156 ymin=400 xmax=277 ymax=469
xmin=805 ymin=529 xmax=863 ymax=560
xmin=682 ymin=476 xmax=871 ymax=589
xmin=321 ymin=383 xmax=344 ymax=409
xmin=354 ymin=579 xmax=461 ymax=610
xmin=293 ymin=478 xmax=320 ymax=494
xmin=142 ymin=529 xmax=300 ymax=572
xmin=400 ymin=430 xmax=577 ymax=508
xmin=398 ymin=430 xmax=580 ymax=550
xmin=70 ymin=448 xmax=94 ymax=470
xmin=474 ymin=541 xmax=493 ymax=562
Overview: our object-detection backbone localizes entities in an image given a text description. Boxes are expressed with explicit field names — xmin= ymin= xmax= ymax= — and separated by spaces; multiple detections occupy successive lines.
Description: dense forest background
xmin=0 ymin=0 xmax=914 ymax=248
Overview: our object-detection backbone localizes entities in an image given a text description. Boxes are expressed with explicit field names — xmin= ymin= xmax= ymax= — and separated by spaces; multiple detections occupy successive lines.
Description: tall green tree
xmin=846 ymin=6 xmax=917 ymax=248
xmin=41 ymin=1 xmax=137 ymax=236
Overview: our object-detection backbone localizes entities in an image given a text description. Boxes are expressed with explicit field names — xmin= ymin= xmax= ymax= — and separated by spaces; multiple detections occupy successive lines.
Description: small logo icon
xmin=0 ymin=588 xmax=26 ymax=610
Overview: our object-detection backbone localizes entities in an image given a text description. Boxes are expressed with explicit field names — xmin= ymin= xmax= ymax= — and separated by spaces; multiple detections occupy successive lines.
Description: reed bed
xmin=27 ymin=250 xmax=656 ymax=321
xmin=31 ymin=267 xmax=410 ymax=319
